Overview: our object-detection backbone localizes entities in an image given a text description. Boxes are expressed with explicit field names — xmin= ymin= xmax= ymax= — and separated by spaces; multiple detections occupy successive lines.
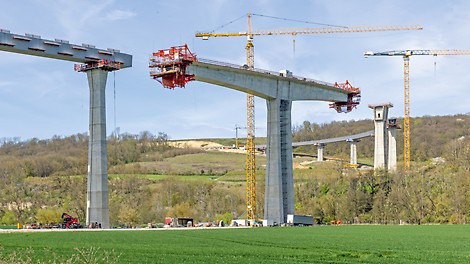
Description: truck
xmin=287 ymin=214 xmax=314 ymax=226
xmin=165 ymin=217 xmax=193 ymax=227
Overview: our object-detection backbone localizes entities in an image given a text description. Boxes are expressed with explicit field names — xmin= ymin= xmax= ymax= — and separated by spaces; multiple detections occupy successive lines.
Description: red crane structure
xmin=149 ymin=44 xmax=197 ymax=88
xmin=329 ymin=80 xmax=361 ymax=113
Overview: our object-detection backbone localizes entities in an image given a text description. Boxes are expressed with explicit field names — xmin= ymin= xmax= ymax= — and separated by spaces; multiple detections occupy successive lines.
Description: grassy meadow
xmin=1 ymin=225 xmax=469 ymax=263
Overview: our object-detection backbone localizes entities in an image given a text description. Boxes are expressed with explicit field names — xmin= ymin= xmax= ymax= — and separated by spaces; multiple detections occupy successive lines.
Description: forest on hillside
xmin=0 ymin=115 xmax=469 ymax=226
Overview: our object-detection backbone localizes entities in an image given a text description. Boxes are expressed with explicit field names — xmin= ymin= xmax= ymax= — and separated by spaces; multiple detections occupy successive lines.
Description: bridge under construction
xmin=150 ymin=45 xmax=361 ymax=224
xmin=0 ymin=26 xmax=397 ymax=226
xmin=0 ymin=29 xmax=132 ymax=228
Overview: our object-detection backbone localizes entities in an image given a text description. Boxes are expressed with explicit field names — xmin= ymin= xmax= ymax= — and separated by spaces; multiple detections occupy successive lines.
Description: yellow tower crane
xmin=196 ymin=13 xmax=422 ymax=220
xmin=364 ymin=49 xmax=470 ymax=170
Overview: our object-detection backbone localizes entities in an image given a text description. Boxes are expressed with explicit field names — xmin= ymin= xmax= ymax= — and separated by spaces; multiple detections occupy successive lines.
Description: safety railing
xmin=197 ymin=58 xmax=335 ymax=87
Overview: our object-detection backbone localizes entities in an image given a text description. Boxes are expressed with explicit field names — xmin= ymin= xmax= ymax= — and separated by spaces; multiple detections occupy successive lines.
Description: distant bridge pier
xmin=347 ymin=139 xmax=360 ymax=165
xmin=316 ymin=143 xmax=326 ymax=162
xmin=265 ymin=98 xmax=294 ymax=224
xmin=369 ymin=103 xmax=393 ymax=169
xmin=85 ymin=69 xmax=110 ymax=228
xmin=387 ymin=118 xmax=399 ymax=171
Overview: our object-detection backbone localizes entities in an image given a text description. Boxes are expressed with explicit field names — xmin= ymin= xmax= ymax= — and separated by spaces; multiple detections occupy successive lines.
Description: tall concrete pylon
xmin=265 ymin=98 xmax=294 ymax=224
xmin=347 ymin=139 xmax=359 ymax=165
xmin=387 ymin=118 xmax=399 ymax=171
xmin=369 ymin=103 xmax=393 ymax=169
xmin=86 ymin=69 xmax=110 ymax=228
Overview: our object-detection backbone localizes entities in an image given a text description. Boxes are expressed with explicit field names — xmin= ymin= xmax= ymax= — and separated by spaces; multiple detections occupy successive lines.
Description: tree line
xmin=0 ymin=115 xmax=469 ymax=226
xmin=292 ymin=114 xmax=470 ymax=162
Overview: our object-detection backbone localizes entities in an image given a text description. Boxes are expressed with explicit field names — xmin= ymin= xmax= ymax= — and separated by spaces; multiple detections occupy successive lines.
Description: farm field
xmin=1 ymin=225 xmax=469 ymax=263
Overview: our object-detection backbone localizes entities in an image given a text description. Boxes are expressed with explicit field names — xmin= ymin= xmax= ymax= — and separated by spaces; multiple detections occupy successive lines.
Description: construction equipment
xmin=74 ymin=59 xmax=121 ymax=72
xmin=364 ymin=49 xmax=470 ymax=170
xmin=287 ymin=214 xmax=314 ymax=226
xmin=196 ymin=14 xmax=422 ymax=219
xmin=149 ymin=44 xmax=197 ymax=88
xmin=329 ymin=80 xmax=361 ymax=113
xmin=235 ymin=124 xmax=247 ymax=149
xmin=61 ymin=213 xmax=81 ymax=229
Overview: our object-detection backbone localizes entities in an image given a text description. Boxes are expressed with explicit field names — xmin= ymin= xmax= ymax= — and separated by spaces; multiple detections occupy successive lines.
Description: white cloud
xmin=103 ymin=10 xmax=136 ymax=22
xmin=44 ymin=0 xmax=114 ymax=40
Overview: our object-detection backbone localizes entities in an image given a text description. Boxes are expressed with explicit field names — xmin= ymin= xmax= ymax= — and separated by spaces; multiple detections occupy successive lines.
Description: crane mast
xmin=403 ymin=56 xmax=411 ymax=170
xmin=245 ymin=13 xmax=257 ymax=220
xmin=364 ymin=49 xmax=470 ymax=171
xmin=235 ymin=125 xmax=246 ymax=149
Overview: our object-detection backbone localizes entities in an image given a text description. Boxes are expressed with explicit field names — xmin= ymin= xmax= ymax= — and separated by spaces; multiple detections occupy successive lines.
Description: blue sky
xmin=0 ymin=0 xmax=469 ymax=140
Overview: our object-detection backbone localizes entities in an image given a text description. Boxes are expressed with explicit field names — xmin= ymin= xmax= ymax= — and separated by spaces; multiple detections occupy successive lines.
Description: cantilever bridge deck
xmin=188 ymin=58 xmax=352 ymax=102
xmin=177 ymin=56 xmax=360 ymax=225
xmin=196 ymin=58 xmax=336 ymax=88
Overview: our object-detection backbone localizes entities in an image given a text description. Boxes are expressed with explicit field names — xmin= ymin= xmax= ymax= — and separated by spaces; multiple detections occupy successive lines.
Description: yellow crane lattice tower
xmin=365 ymin=49 xmax=470 ymax=170
xmin=196 ymin=14 xmax=422 ymax=219
xmin=245 ymin=14 xmax=256 ymax=220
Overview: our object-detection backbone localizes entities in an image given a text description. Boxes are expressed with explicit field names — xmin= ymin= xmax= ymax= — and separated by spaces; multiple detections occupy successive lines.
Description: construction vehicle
xmin=364 ymin=49 xmax=470 ymax=170
xmin=196 ymin=13 xmax=422 ymax=219
xmin=287 ymin=214 xmax=314 ymax=226
xmin=165 ymin=217 xmax=194 ymax=227
xmin=61 ymin=213 xmax=81 ymax=229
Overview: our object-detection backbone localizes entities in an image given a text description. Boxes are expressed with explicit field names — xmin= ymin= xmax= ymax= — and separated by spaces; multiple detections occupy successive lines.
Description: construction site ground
xmin=168 ymin=139 xmax=371 ymax=169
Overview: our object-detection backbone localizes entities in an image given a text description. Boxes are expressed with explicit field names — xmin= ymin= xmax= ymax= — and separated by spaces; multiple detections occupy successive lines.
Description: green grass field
xmin=1 ymin=225 xmax=469 ymax=263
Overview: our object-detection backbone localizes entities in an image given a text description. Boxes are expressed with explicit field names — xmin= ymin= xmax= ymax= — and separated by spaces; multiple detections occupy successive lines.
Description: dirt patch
xmin=294 ymin=160 xmax=316 ymax=169
xmin=169 ymin=140 xmax=225 ymax=149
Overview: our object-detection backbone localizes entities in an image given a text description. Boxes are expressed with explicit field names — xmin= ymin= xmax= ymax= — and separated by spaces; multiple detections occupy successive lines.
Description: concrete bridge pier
xmin=347 ymin=139 xmax=359 ymax=165
xmin=86 ymin=69 xmax=110 ymax=228
xmin=265 ymin=98 xmax=294 ymax=224
xmin=369 ymin=103 xmax=393 ymax=170
xmin=387 ymin=118 xmax=399 ymax=171
xmin=316 ymin=143 xmax=326 ymax=162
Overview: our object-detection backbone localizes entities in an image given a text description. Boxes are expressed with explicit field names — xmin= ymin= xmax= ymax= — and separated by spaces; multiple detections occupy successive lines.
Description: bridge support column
xmin=388 ymin=119 xmax=398 ymax=172
xmin=265 ymin=98 xmax=294 ymax=224
xmin=369 ymin=103 xmax=392 ymax=170
xmin=348 ymin=139 xmax=359 ymax=165
xmin=86 ymin=69 xmax=109 ymax=228
xmin=317 ymin=143 xmax=325 ymax=162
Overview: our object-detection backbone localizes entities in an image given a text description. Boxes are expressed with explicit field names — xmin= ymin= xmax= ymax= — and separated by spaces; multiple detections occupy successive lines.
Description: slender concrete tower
xmin=387 ymin=118 xmax=399 ymax=171
xmin=265 ymin=98 xmax=294 ymax=224
xmin=347 ymin=139 xmax=359 ymax=165
xmin=369 ymin=103 xmax=393 ymax=169
xmin=86 ymin=69 xmax=110 ymax=228
xmin=316 ymin=143 xmax=326 ymax=162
